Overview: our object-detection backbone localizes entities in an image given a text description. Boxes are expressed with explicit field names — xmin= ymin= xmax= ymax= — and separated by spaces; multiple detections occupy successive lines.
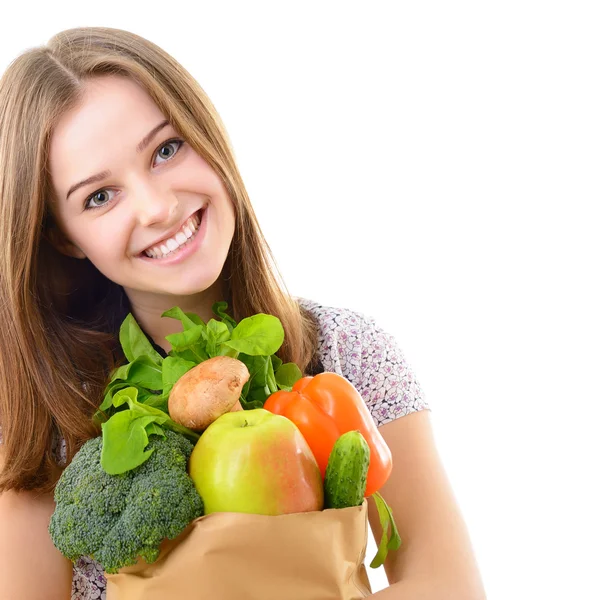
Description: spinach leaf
xmin=243 ymin=385 xmax=270 ymax=408
xmin=222 ymin=314 xmax=284 ymax=356
xmin=166 ymin=324 xmax=210 ymax=363
xmin=98 ymin=381 xmax=133 ymax=412
xmin=100 ymin=387 xmax=199 ymax=475
xmin=206 ymin=319 xmax=230 ymax=357
xmin=239 ymin=392 xmax=269 ymax=410
xmin=162 ymin=356 xmax=196 ymax=396
xmin=166 ymin=324 xmax=206 ymax=350
xmin=100 ymin=411 xmax=160 ymax=475
xmin=275 ymin=362 xmax=303 ymax=391
xmin=142 ymin=393 xmax=170 ymax=413
xmin=162 ymin=307 xmax=205 ymax=330
xmin=120 ymin=313 xmax=163 ymax=366
xmin=271 ymin=355 xmax=283 ymax=371
xmin=212 ymin=301 xmax=237 ymax=333
xmin=238 ymin=354 xmax=268 ymax=386
xmin=238 ymin=355 xmax=268 ymax=403
xmin=111 ymin=388 xmax=197 ymax=440
xmin=144 ymin=422 xmax=166 ymax=439
xmin=107 ymin=355 xmax=163 ymax=391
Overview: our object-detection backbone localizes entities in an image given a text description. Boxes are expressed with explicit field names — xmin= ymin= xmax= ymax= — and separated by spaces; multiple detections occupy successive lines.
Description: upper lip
xmin=140 ymin=207 xmax=203 ymax=254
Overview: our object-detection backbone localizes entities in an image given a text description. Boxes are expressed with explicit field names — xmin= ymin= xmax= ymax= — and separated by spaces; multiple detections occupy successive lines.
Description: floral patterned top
xmin=1 ymin=298 xmax=429 ymax=599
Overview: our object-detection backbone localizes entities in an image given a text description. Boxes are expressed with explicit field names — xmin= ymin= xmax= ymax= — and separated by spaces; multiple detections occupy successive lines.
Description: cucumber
xmin=324 ymin=430 xmax=370 ymax=509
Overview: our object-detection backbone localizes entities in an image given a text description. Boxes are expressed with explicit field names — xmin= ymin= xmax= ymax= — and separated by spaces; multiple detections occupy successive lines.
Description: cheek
xmin=70 ymin=215 xmax=130 ymax=264
xmin=221 ymin=197 xmax=237 ymax=238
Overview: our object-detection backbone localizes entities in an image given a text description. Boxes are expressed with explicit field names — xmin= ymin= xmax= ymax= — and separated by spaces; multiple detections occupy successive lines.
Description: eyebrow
xmin=65 ymin=119 xmax=170 ymax=201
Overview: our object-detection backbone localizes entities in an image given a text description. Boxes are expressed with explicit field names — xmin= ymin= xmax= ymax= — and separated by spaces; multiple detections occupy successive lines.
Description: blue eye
xmin=86 ymin=189 xmax=116 ymax=209
xmin=154 ymin=139 xmax=184 ymax=165
xmin=83 ymin=138 xmax=185 ymax=210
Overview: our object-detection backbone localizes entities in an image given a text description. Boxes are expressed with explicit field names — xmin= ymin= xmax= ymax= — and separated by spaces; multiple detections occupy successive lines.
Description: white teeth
xmin=143 ymin=209 xmax=203 ymax=259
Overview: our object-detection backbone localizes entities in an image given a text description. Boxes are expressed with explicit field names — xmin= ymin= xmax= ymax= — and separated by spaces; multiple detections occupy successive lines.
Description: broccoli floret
xmin=49 ymin=430 xmax=204 ymax=573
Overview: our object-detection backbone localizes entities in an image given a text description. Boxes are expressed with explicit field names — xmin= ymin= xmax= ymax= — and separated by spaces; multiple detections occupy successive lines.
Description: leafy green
xmin=109 ymin=355 xmax=163 ymax=390
xmin=239 ymin=355 xmax=277 ymax=406
xmin=144 ymin=422 xmax=166 ymax=439
xmin=98 ymin=353 xmax=163 ymax=415
xmin=161 ymin=307 xmax=205 ymax=329
xmin=142 ymin=393 xmax=169 ymax=413
xmin=369 ymin=491 xmax=402 ymax=568
xmin=101 ymin=411 xmax=160 ymax=474
xmin=222 ymin=314 xmax=284 ymax=356
xmin=97 ymin=302 xmax=302 ymax=475
xmin=161 ymin=356 xmax=196 ymax=396
xmin=212 ymin=301 xmax=237 ymax=333
xmin=275 ymin=362 xmax=303 ymax=391
xmin=120 ymin=313 xmax=163 ymax=366
xmin=98 ymin=381 xmax=134 ymax=413
xmin=100 ymin=387 xmax=199 ymax=475
xmin=206 ymin=319 xmax=230 ymax=357
xmin=165 ymin=325 xmax=209 ymax=363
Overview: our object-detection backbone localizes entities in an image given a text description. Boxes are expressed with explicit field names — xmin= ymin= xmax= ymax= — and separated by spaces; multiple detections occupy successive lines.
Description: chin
xmin=163 ymin=272 xmax=223 ymax=298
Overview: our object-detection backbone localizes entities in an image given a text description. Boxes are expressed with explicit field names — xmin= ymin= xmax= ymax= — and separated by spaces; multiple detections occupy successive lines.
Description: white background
xmin=2 ymin=2 xmax=599 ymax=598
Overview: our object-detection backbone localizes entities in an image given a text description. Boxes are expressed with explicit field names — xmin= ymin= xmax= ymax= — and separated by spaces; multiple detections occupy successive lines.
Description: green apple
xmin=189 ymin=408 xmax=324 ymax=515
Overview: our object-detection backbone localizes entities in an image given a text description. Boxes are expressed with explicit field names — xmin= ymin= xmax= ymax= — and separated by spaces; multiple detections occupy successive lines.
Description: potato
xmin=168 ymin=356 xmax=250 ymax=431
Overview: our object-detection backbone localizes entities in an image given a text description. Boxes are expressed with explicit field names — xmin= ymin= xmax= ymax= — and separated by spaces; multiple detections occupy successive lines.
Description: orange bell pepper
xmin=263 ymin=372 xmax=392 ymax=497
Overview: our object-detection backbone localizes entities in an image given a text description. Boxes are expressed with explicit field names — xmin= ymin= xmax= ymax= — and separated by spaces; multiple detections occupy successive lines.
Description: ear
xmin=45 ymin=226 xmax=87 ymax=259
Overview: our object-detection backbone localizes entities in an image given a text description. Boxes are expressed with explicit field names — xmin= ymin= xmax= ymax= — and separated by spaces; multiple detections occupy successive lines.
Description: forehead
xmin=49 ymin=76 xmax=167 ymax=195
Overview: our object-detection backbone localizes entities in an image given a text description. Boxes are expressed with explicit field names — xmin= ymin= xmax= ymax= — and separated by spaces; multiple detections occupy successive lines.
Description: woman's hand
xmin=367 ymin=411 xmax=486 ymax=599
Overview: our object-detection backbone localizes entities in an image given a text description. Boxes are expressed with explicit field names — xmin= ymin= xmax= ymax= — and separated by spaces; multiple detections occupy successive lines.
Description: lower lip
xmin=138 ymin=207 xmax=208 ymax=266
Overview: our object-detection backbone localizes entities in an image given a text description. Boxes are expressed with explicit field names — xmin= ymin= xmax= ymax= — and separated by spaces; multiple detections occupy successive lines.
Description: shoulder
xmin=296 ymin=297 xmax=430 ymax=426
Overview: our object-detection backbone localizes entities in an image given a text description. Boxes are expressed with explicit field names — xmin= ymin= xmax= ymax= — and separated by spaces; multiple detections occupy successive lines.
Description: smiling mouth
xmin=143 ymin=210 xmax=203 ymax=259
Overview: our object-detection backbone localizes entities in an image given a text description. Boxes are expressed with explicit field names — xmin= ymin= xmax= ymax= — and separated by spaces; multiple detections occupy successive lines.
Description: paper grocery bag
xmin=106 ymin=501 xmax=372 ymax=600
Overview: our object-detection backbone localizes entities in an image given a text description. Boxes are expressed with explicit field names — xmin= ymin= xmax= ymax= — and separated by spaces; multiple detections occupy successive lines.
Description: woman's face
xmin=49 ymin=75 xmax=236 ymax=303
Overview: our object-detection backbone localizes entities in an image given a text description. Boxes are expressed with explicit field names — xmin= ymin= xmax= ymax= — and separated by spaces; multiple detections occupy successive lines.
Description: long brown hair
xmin=0 ymin=27 xmax=318 ymax=493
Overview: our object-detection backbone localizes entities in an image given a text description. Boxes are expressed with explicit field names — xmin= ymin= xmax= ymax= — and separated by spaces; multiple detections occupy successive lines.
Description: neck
xmin=123 ymin=280 xmax=227 ymax=353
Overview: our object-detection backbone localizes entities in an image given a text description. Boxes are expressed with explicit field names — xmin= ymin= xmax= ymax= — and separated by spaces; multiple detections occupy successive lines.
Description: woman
xmin=0 ymin=27 xmax=485 ymax=599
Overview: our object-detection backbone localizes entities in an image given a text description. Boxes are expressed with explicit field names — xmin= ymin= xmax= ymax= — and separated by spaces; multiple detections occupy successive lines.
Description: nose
xmin=131 ymin=179 xmax=178 ymax=227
